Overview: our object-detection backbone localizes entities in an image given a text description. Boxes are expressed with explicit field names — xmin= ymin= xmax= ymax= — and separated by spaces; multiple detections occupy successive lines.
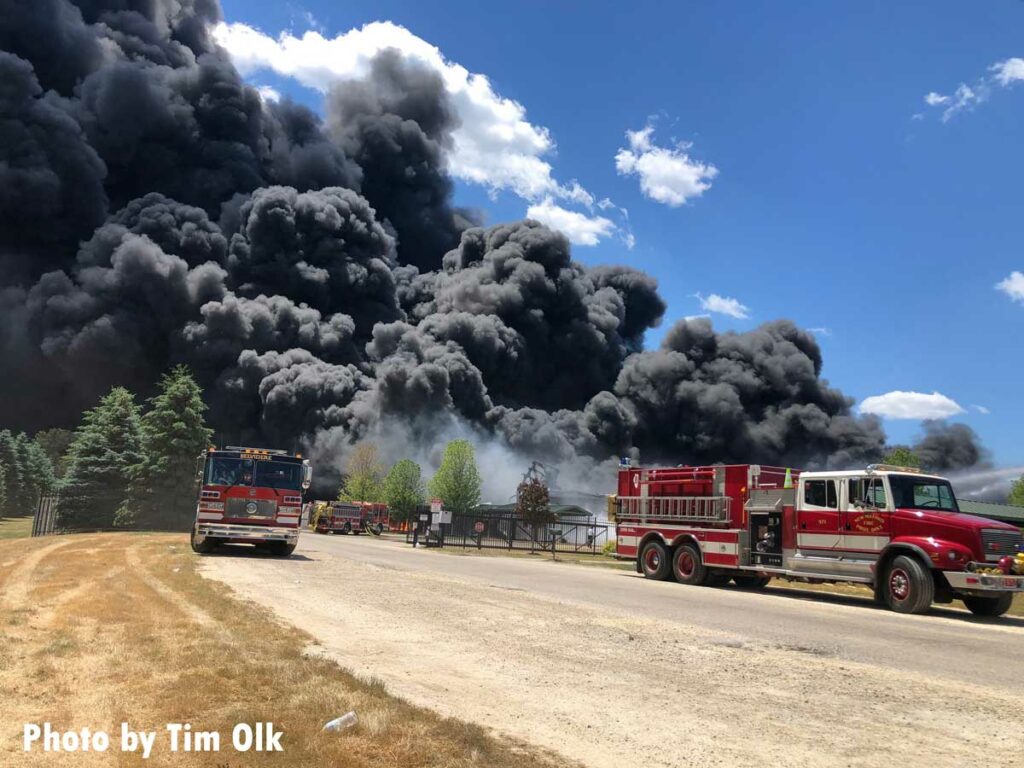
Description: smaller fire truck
xmin=190 ymin=446 xmax=312 ymax=557
xmin=315 ymin=501 xmax=390 ymax=535
xmin=616 ymin=462 xmax=1024 ymax=617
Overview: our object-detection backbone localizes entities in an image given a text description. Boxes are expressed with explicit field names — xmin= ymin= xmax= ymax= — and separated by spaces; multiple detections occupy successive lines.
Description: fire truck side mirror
xmin=302 ymin=462 xmax=312 ymax=490
xmin=195 ymin=455 xmax=204 ymax=483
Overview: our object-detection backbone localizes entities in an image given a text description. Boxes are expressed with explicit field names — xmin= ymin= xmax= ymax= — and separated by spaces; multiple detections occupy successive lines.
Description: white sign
xmin=430 ymin=498 xmax=442 ymax=514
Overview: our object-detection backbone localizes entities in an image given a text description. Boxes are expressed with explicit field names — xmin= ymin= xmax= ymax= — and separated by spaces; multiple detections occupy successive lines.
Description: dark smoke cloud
xmin=328 ymin=49 xmax=476 ymax=269
xmin=0 ymin=0 xmax=959 ymax=496
xmin=913 ymin=421 xmax=988 ymax=473
xmin=0 ymin=52 xmax=108 ymax=275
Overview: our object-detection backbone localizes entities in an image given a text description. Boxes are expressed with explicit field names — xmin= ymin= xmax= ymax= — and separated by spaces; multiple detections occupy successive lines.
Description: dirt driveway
xmin=202 ymin=534 xmax=1024 ymax=768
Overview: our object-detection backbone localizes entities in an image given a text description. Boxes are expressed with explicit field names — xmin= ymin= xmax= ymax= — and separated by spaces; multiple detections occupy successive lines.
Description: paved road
xmin=202 ymin=532 xmax=1024 ymax=768
xmin=303 ymin=532 xmax=1024 ymax=689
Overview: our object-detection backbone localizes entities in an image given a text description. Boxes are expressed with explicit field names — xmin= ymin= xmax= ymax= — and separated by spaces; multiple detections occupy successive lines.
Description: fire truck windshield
xmin=253 ymin=461 xmax=304 ymax=491
xmin=888 ymin=474 xmax=959 ymax=512
xmin=205 ymin=457 xmax=303 ymax=491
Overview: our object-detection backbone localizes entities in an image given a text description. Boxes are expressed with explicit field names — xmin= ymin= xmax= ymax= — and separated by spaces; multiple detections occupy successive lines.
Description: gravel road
xmin=201 ymin=533 xmax=1024 ymax=768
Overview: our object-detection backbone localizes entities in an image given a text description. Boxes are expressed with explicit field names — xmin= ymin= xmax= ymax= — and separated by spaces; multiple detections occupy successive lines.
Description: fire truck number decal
xmin=852 ymin=513 xmax=885 ymax=533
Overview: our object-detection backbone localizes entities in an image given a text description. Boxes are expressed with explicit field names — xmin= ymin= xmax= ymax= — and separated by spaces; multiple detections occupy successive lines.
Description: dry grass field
xmin=0 ymin=533 xmax=575 ymax=768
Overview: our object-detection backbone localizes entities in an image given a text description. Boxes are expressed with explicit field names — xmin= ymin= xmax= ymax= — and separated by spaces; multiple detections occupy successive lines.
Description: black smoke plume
xmin=0 ymin=0 xmax=941 ymax=499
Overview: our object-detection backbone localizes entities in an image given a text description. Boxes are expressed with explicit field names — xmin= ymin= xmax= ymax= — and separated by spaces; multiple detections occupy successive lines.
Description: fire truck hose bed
xmin=202 ymin=533 xmax=1024 ymax=768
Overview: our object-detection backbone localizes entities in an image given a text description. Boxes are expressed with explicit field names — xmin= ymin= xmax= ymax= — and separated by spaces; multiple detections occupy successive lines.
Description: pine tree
xmin=0 ymin=431 xmax=21 ymax=516
xmin=383 ymin=459 xmax=425 ymax=522
xmin=119 ymin=366 xmax=212 ymax=530
xmin=35 ymin=428 xmax=74 ymax=480
xmin=338 ymin=443 xmax=385 ymax=503
xmin=61 ymin=387 xmax=144 ymax=530
xmin=428 ymin=440 xmax=482 ymax=515
xmin=0 ymin=458 xmax=6 ymax=517
xmin=19 ymin=437 xmax=55 ymax=512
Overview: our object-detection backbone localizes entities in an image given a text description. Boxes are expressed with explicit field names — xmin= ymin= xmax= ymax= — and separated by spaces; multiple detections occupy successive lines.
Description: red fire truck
xmin=315 ymin=501 xmax=390 ymax=535
xmin=190 ymin=446 xmax=312 ymax=557
xmin=615 ymin=462 xmax=1024 ymax=617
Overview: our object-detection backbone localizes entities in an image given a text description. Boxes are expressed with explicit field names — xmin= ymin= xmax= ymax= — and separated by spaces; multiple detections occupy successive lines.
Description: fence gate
xmin=32 ymin=491 xmax=60 ymax=537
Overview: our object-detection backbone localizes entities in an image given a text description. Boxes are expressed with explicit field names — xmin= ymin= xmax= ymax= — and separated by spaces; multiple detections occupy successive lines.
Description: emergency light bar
xmin=223 ymin=446 xmax=291 ymax=456
xmin=866 ymin=463 xmax=923 ymax=474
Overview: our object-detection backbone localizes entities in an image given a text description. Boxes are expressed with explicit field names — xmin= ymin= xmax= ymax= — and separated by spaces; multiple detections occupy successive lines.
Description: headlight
xmin=246 ymin=501 xmax=258 ymax=514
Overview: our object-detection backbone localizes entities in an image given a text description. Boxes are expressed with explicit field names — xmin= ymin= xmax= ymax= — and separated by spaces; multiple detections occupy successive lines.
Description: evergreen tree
xmin=338 ymin=443 xmax=385 ymax=503
xmin=119 ymin=366 xmax=212 ymax=530
xmin=19 ymin=437 xmax=55 ymax=512
xmin=61 ymin=387 xmax=144 ymax=530
xmin=428 ymin=440 xmax=482 ymax=515
xmin=35 ymin=428 xmax=74 ymax=480
xmin=383 ymin=459 xmax=425 ymax=522
xmin=0 ymin=430 xmax=21 ymax=516
xmin=0 ymin=458 xmax=6 ymax=516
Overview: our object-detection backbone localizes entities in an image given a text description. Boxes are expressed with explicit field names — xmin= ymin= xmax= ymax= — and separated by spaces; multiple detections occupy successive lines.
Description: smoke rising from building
xmin=0 ymin=0 xmax=994 ymax=498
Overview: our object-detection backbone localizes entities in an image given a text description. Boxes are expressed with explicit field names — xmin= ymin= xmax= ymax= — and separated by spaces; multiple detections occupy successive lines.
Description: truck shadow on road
xmin=748 ymin=584 xmax=1024 ymax=627
xmin=199 ymin=544 xmax=314 ymax=562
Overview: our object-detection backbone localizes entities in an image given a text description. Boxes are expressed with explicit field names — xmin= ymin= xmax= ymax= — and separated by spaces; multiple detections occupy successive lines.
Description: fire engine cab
xmin=190 ymin=446 xmax=312 ymax=557
xmin=616 ymin=462 xmax=1024 ymax=617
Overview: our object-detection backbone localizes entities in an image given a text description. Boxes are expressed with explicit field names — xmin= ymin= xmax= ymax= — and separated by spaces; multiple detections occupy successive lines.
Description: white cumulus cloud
xmin=615 ymin=124 xmax=717 ymax=207
xmin=214 ymin=20 xmax=585 ymax=203
xmin=859 ymin=391 xmax=965 ymax=420
xmin=255 ymin=84 xmax=281 ymax=102
xmin=695 ymin=293 xmax=749 ymax=319
xmin=526 ymin=198 xmax=615 ymax=247
xmin=991 ymin=57 xmax=1024 ymax=86
xmin=996 ymin=270 xmax=1024 ymax=303
xmin=921 ymin=55 xmax=1024 ymax=121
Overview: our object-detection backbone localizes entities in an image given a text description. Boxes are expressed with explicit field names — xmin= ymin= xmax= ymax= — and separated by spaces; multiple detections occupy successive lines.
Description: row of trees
xmin=53 ymin=367 xmax=211 ymax=530
xmin=0 ymin=430 xmax=57 ymax=517
xmin=337 ymin=440 xmax=485 ymax=522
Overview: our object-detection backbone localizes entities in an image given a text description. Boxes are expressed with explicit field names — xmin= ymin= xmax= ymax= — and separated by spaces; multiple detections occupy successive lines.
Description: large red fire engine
xmin=190 ymin=446 xmax=312 ymax=557
xmin=315 ymin=501 xmax=390 ymax=535
xmin=615 ymin=462 xmax=1024 ymax=617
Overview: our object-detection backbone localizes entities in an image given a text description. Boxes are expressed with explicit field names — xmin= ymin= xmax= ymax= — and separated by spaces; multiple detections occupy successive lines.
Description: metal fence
xmin=31 ymin=487 xmax=194 ymax=536
xmin=406 ymin=510 xmax=610 ymax=555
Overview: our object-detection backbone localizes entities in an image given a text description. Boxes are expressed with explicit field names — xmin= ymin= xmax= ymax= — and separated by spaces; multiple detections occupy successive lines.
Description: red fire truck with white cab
xmin=616 ymin=462 xmax=1024 ymax=617
xmin=190 ymin=446 xmax=312 ymax=557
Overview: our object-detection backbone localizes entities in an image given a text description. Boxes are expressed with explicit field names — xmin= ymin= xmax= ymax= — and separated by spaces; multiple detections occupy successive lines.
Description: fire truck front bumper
xmin=196 ymin=523 xmax=299 ymax=544
xmin=944 ymin=570 xmax=1024 ymax=595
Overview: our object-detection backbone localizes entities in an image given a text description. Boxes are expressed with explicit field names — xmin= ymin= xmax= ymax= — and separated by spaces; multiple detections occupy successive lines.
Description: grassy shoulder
xmin=0 ymin=533 xmax=575 ymax=768
xmin=0 ymin=515 xmax=33 ymax=540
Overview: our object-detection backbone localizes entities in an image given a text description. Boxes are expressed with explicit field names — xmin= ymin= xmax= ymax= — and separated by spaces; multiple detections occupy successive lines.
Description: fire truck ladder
xmin=617 ymin=496 xmax=732 ymax=523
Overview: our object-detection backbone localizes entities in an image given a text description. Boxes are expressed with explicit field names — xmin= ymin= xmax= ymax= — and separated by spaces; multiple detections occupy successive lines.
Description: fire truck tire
xmin=342 ymin=522 xmax=352 ymax=535
xmin=671 ymin=543 xmax=707 ymax=585
xmin=884 ymin=555 xmax=934 ymax=614
xmin=733 ymin=575 xmax=770 ymax=590
xmin=190 ymin=526 xmax=218 ymax=554
xmin=639 ymin=540 xmax=672 ymax=580
xmin=268 ymin=541 xmax=297 ymax=557
xmin=962 ymin=593 xmax=1013 ymax=617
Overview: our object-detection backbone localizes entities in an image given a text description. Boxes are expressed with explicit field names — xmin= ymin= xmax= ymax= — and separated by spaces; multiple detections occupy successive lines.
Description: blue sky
xmin=219 ymin=0 xmax=1024 ymax=466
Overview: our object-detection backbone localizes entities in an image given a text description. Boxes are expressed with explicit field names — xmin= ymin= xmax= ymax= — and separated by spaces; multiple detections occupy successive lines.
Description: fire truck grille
xmin=225 ymin=498 xmax=277 ymax=519
xmin=980 ymin=529 xmax=1023 ymax=562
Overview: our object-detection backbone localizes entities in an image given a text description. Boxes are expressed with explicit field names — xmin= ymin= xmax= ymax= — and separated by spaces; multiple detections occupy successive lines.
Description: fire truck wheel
xmin=190 ymin=526 xmax=218 ymax=554
xmin=962 ymin=593 xmax=1013 ymax=617
xmin=671 ymin=543 xmax=707 ymax=585
xmin=733 ymin=575 xmax=770 ymax=590
xmin=268 ymin=541 xmax=297 ymax=557
xmin=342 ymin=522 xmax=352 ymax=535
xmin=639 ymin=540 xmax=672 ymax=580
xmin=884 ymin=555 xmax=934 ymax=614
